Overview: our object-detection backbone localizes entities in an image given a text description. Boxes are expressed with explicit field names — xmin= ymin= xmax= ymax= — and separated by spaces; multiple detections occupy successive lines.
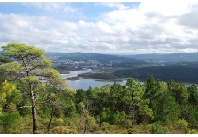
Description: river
xmin=61 ymin=69 xmax=127 ymax=90
xmin=61 ymin=69 xmax=198 ymax=90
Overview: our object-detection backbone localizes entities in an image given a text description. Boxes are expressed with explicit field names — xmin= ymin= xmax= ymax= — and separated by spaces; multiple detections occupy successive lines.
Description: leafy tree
xmin=144 ymin=77 xmax=163 ymax=100
xmin=138 ymin=99 xmax=154 ymax=124
xmin=187 ymin=84 xmax=198 ymax=106
xmin=168 ymin=80 xmax=189 ymax=119
xmin=144 ymin=77 xmax=180 ymax=124
xmin=109 ymin=83 xmax=125 ymax=112
xmin=97 ymin=85 xmax=111 ymax=126
xmin=78 ymin=102 xmax=96 ymax=133
xmin=156 ymin=93 xmax=180 ymax=124
xmin=0 ymin=43 xmax=51 ymax=133
xmin=75 ymin=89 xmax=88 ymax=107
xmin=183 ymin=105 xmax=198 ymax=127
xmin=37 ymin=68 xmax=75 ymax=132
xmin=125 ymin=78 xmax=146 ymax=125
xmin=168 ymin=80 xmax=189 ymax=106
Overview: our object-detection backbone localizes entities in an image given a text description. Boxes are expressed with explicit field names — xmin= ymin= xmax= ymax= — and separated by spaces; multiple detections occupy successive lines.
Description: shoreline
xmin=61 ymin=69 xmax=198 ymax=87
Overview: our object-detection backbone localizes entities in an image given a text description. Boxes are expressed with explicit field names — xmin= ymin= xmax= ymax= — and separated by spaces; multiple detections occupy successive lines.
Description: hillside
xmin=121 ymin=53 xmax=198 ymax=62
xmin=46 ymin=52 xmax=146 ymax=63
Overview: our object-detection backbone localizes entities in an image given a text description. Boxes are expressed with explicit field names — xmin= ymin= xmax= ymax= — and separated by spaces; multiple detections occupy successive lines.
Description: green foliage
xmin=0 ymin=111 xmax=22 ymax=133
xmin=183 ymin=105 xmax=198 ymax=126
xmin=101 ymin=122 xmax=111 ymax=130
xmin=188 ymin=84 xmax=198 ymax=105
xmin=51 ymin=126 xmax=77 ymax=134
xmin=2 ymin=43 xmax=51 ymax=68
xmin=84 ymin=116 xmax=97 ymax=132
xmin=176 ymin=119 xmax=188 ymax=129
xmin=2 ymin=43 xmax=51 ymax=76
xmin=114 ymin=65 xmax=198 ymax=83
xmin=39 ymin=68 xmax=65 ymax=87
xmin=138 ymin=103 xmax=154 ymax=121
xmin=168 ymin=81 xmax=189 ymax=106
xmin=144 ymin=78 xmax=180 ymax=124
xmin=159 ymin=93 xmax=180 ymax=124
xmin=0 ymin=80 xmax=16 ymax=103
xmin=0 ymin=56 xmax=11 ymax=64
xmin=54 ymin=118 xmax=65 ymax=126
xmin=0 ymin=62 xmax=22 ymax=74
xmin=187 ymin=129 xmax=198 ymax=134
xmin=0 ymin=43 xmax=62 ymax=133
xmin=79 ymin=102 xmax=85 ymax=109
xmin=99 ymin=108 xmax=131 ymax=127
xmin=150 ymin=122 xmax=165 ymax=134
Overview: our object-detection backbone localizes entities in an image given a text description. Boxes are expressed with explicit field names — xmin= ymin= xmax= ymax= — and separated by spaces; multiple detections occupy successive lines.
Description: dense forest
xmin=113 ymin=65 xmax=198 ymax=83
xmin=1 ymin=43 xmax=198 ymax=134
xmin=80 ymin=65 xmax=198 ymax=83
xmin=124 ymin=53 xmax=198 ymax=62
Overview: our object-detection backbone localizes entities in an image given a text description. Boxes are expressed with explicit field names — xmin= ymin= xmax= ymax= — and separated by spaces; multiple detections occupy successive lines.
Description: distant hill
xmin=45 ymin=52 xmax=147 ymax=65
xmin=120 ymin=53 xmax=198 ymax=62
xmin=113 ymin=64 xmax=198 ymax=83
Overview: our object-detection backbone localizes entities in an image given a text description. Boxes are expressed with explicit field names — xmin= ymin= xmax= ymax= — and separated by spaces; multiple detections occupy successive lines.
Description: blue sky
xmin=0 ymin=2 xmax=140 ymax=21
xmin=0 ymin=1 xmax=198 ymax=54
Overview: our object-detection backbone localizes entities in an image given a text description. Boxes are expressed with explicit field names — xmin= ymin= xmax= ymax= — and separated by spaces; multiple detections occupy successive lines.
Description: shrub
xmin=101 ymin=122 xmax=111 ymax=130
xmin=187 ymin=129 xmax=198 ymax=134
xmin=0 ymin=111 xmax=22 ymax=133
xmin=54 ymin=118 xmax=64 ymax=126
xmin=150 ymin=122 xmax=165 ymax=134
xmin=176 ymin=119 xmax=188 ymax=129
xmin=51 ymin=126 xmax=77 ymax=134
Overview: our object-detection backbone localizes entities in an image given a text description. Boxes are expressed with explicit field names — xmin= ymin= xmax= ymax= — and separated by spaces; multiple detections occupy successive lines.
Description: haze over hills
xmin=45 ymin=52 xmax=148 ymax=64
xmin=46 ymin=52 xmax=198 ymax=63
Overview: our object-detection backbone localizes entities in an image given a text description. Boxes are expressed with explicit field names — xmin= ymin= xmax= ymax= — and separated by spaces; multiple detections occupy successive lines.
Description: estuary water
xmin=61 ymin=69 xmax=198 ymax=90
xmin=61 ymin=69 xmax=127 ymax=90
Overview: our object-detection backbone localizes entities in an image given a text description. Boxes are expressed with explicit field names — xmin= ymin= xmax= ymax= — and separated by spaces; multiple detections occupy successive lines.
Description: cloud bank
xmin=0 ymin=1 xmax=198 ymax=54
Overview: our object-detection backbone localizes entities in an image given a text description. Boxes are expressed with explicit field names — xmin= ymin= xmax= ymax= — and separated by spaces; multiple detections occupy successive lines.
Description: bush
xmin=127 ymin=128 xmax=135 ymax=134
xmin=187 ymin=129 xmax=198 ymax=134
xmin=51 ymin=126 xmax=77 ymax=134
xmin=0 ymin=111 xmax=22 ymax=133
xmin=101 ymin=122 xmax=111 ymax=130
xmin=54 ymin=118 xmax=64 ymax=126
xmin=176 ymin=119 xmax=188 ymax=130
xmin=150 ymin=122 xmax=165 ymax=134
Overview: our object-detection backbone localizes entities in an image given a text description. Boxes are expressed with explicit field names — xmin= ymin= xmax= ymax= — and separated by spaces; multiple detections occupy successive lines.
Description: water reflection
xmin=67 ymin=78 xmax=127 ymax=90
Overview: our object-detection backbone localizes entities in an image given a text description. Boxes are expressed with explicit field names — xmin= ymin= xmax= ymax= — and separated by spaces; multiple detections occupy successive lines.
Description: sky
xmin=0 ymin=0 xmax=198 ymax=54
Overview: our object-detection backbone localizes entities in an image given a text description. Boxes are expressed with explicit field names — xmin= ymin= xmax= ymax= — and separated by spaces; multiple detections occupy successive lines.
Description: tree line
xmin=0 ymin=43 xmax=198 ymax=134
xmin=80 ymin=65 xmax=198 ymax=83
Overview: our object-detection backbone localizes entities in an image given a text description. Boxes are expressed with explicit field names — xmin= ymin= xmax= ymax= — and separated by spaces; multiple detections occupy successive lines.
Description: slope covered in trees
xmin=1 ymin=43 xmax=198 ymax=134
xmin=114 ymin=65 xmax=198 ymax=83
xmin=122 ymin=53 xmax=198 ymax=62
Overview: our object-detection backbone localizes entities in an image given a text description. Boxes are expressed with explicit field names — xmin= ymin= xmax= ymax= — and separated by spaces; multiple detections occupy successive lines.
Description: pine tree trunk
xmin=30 ymin=84 xmax=38 ymax=134
xmin=47 ymin=107 xmax=54 ymax=133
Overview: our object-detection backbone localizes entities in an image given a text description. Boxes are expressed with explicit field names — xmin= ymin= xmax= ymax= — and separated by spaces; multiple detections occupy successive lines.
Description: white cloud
xmin=99 ymin=2 xmax=129 ymax=10
xmin=178 ymin=3 xmax=198 ymax=29
xmin=1 ymin=1 xmax=198 ymax=53
xmin=96 ymin=21 xmax=113 ymax=34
